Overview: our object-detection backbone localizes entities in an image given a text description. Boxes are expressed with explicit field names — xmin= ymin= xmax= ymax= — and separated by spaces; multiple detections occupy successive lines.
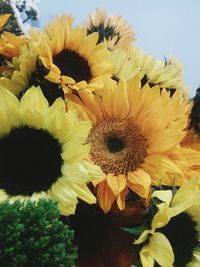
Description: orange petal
xmin=127 ymin=169 xmax=151 ymax=198
xmin=116 ymin=188 xmax=127 ymax=210
xmin=97 ymin=180 xmax=115 ymax=213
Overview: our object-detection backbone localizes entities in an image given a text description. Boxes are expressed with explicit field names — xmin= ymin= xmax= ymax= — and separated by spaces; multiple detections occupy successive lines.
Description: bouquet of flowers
xmin=0 ymin=8 xmax=199 ymax=267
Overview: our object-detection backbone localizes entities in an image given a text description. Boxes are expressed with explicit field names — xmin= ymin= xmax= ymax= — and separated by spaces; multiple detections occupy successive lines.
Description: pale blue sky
xmin=38 ymin=0 xmax=200 ymax=97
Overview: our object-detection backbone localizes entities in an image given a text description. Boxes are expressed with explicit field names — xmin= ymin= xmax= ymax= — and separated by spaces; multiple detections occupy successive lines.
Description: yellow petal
xmin=116 ymin=189 xmax=126 ymax=210
xmin=70 ymin=183 xmax=96 ymax=204
xmin=145 ymin=154 xmax=182 ymax=176
xmin=45 ymin=98 xmax=67 ymax=138
xmin=148 ymin=232 xmax=174 ymax=267
xmin=62 ymin=75 xmax=75 ymax=84
xmin=151 ymin=190 xmax=173 ymax=206
xmin=107 ymin=174 xmax=126 ymax=196
xmin=147 ymin=128 xmax=186 ymax=154
xmin=139 ymin=245 xmax=155 ymax=267
xmin=134 ymin=229 xmax=154 ymax=245
xmin=79 ymin=90 xmax=103 ymax=121
xmin=171 ymin=177 xmax=200 ymax=216
xmin=127 ymin=169 xmax=151 ymax=198
xmin=0 ymin=88 xmax=20 ymax=135
xmin=102 ymin=78 xmax=117 ymax=118
xmin=82 ymin=160 xmax=104 ymax=180
xmin=20 ymin=86 xmax=49 ymax=113
xmin=152 ymin=203 xmax=171 ymax=230
xmin=0 ymin=14 xmax=11 ymax=30
xmin=112 ymin=79 xmax=130 ymax=119
xmin=62 ymin=162 xmax=89 ymax=184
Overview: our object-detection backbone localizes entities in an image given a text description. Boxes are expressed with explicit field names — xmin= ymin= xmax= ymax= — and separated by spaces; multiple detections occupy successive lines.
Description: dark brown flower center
xmin=157 ymin=212 xmax=199 ymax=267
xmin=53 ymin=49 xmax=92 ymax=83
xmin=89 ymin=119 xmax=147 ymax=175
xmin=0 ymin=126 xmax=63 ymax=196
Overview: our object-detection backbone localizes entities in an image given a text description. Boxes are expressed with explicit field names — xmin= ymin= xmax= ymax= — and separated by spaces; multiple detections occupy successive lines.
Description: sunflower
xmin=130 ymin=47 xmax=188 ymax=96
xmin=0 ymin=43 xmax=67 ymax=106
xmin=0 ymin=86 xmax=103 ymax=215
xmin=74 ymin=76 xmax=200 ymax=213
xmin=0 ymin=13 xmax=28 ymax=81
xmin=0 ymin=13 xmax=27 ymax=58
xmin=87 ymin=8 xmax=135 ymax=50
xmin=0 ymin=29 xmax=27 ymax=59
xmin=29 ymin=14 xmax=114 ymax=95
xmin=0 ymin=45 xmax=36 ymax=95
xmin=134 ymin=177 xmax=200 ymax=267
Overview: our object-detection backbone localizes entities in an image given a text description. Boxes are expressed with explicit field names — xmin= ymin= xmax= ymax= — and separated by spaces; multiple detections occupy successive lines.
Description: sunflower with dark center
xmin=73 ymin=76 xmax=200 ymax=213
xmin=0 ymin=40 xmax=66 ymax=106
xmin=134 ymin=177 xmax=200 ymax=267
xmin=29 ymin=14 xmax=114 ymax=95
xmin=63 ymin=194 xmax=147 ymax=267
xmin=0 ymin=86 xmax=103 ymax=215
xmin=86 ymin=8 xmax=135 ymax=50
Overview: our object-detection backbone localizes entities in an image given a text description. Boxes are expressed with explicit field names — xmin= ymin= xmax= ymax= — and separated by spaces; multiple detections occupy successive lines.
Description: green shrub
xmin=0 ymin=199 xmax=77 ymax=267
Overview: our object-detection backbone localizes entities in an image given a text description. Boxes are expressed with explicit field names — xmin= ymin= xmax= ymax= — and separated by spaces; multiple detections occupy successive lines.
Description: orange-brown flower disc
xmin=89 ymin=118 xmax=147 ymax=175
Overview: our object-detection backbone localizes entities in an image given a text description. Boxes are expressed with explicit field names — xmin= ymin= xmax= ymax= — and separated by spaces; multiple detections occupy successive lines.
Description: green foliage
xmin=121 ymin=224 xmax=147 ymax=237
xmin=0 ymin=199 xmax=77 ymax=267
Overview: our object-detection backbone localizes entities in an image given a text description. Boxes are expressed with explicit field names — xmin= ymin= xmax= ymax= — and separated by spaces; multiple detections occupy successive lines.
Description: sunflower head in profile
xmin=0 ymin=45 xmax=37 ymax=96
xmin=134 ymin=177 xmax=200 ymax=267
xmin=73 ymin=76 xmax=200 ymax=213
xmin=129 ymin=47 xmax=188 ymax=97
xmin=0 ymin=86 xmax=103 ymax=215
xmin=86 ymin=8 xmax=135 ymax=50
xmin=29 ymin=14 xmax=114 ymax=96
xmin=109 ymin=47 xmax=141 ymax=83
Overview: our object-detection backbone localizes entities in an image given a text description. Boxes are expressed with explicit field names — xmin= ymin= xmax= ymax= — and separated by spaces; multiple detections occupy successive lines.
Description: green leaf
xmin=120 ymin=224 xmax=147 ymax=236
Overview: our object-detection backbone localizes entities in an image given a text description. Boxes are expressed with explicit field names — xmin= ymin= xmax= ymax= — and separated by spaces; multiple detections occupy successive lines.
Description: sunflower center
xmin=106 ymin=136 xmax=125 ymax=153
xmin=157 ymin=212 xmax=199 ymax=267
xmin=53 ymin=49 xmax=92 ymax=83
xmin=0 ymin=126 xmax=63 ymax=196
xmin=89 ymin=119 xmax=147 ymax=175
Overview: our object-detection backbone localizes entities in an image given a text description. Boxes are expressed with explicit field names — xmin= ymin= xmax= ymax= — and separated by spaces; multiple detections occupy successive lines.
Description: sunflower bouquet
xmin=0 ymin=8 xmax=200 ymax=267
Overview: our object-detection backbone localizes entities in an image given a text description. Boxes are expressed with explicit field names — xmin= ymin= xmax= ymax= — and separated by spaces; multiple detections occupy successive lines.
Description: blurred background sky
xmin=38 ymin=0 xmax=200 ymax=97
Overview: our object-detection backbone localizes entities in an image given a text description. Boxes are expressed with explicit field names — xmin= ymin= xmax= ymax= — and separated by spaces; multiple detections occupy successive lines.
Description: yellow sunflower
xmin=130 ymin=47 xmax=188 ymax=96
xmin=0 ymin=45 xmax=36 ymax=95
xmin=134 ymin=177 xmax=200 ymax=267
xmin=29 ymin=14 xmax=114 ymax=94
xmin=87 ymin=8 xmax=135 ymax=50
xmin=0 ymin=43 xmax=67 ymax=106
xmin=73 ymin=76 xmax=200 ymax=213
xmin=0 ymin=86 xmax=103 ymax=215
xmin=0 ymin=13 xmax=27 ymax=58
xmin=0 ymin=31 xmax=27 ymax=58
